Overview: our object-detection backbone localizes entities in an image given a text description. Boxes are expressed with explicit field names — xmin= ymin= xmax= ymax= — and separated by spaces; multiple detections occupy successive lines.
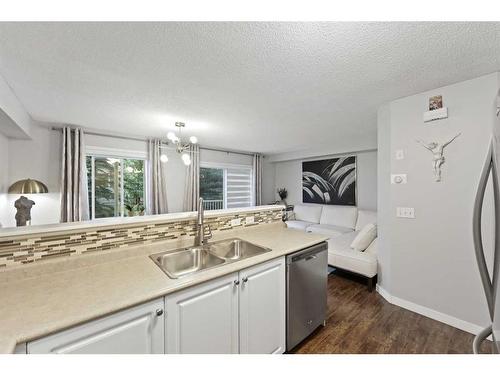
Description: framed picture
xmin=429 ymin=95 xmax=443 ymax=111
xmin=302 ymin=156 xmax=356 ymax=206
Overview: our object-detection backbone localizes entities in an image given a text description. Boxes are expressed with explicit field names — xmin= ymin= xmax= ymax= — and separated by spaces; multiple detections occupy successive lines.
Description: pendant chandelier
xmin=160 ymin=122 xmax=198 ymax=166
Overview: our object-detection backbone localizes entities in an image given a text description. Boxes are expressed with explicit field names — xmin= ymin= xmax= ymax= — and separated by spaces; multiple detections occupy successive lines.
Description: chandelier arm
xmin=160 ymin=122 xmax=198 ymax=164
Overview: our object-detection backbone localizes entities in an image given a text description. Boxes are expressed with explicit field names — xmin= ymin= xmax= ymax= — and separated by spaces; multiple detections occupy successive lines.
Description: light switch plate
xmin=245 ymin=216 xmax=254 ymax=225
xmin=396 ymin=207 xmax=415 ymax=218
xmin=395 ymin=149 xmax=405 ymax=160
xmin=391 ymin=174 xmax=407 ymax=184
xmin=230 ymin=218 xmax=242 ymax=226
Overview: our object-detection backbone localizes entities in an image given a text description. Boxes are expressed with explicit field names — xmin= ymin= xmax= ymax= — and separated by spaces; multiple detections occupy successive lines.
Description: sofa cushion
xmin=350 ymin=223 xmax=377 ymax=251
xmin=306 ymin=224 xmax=353 ymax=238
xmin=365 ymin=237 xmax=378 ymax=255
xmin=293 ymin=204 xmax=322 ymax=223
xmin=327 ymin=230 xmax=358 ymax=251
xmin=285 ymin=220 xmax=315 ymax=231
xmin=355 ymin=210 xmax=377 ymax=231
xmin=327 ymin=231 xmax=377 ymax=277
xmin=319 ymin=205 xmax=357 ymax=229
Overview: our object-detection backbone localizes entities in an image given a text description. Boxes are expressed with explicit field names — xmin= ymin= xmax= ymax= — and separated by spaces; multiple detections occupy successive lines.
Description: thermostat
xmin=391 ymin=174 xmax=407 ymax=184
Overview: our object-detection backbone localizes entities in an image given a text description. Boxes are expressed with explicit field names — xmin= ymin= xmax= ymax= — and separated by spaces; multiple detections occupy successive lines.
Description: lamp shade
xmin=8 ymin=179 xmax=48 ymax=194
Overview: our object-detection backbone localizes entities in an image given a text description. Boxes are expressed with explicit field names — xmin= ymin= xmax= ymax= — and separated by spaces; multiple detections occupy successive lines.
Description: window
xmin=200 ymin=164 xmax=253 ymax=210
xmin=86 ymin=155 xmax=146 ymax=219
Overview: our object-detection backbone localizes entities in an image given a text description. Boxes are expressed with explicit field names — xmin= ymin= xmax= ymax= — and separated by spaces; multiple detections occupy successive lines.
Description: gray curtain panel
xmin=60 ymin=127 xmax=90 ymax=222
xmin=253 ymin=153 xmax=263 ymax=206
xmin=147 ymin=139 xmax=169 ymax=215
xmin=183 ymin=144 xmax=200 ymax=211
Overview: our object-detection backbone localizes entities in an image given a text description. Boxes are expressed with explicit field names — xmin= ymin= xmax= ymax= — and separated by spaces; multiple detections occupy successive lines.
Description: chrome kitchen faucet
xmin=195 ymin=198 xmax=212 ymax=246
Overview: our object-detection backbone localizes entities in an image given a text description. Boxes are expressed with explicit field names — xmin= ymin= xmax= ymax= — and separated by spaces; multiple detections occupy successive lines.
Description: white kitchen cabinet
xmin=239 ymin=257 xmax=286 ymax=354
xmin=165 ymin=256 xmax=286 ymax=354
xmin=25 ymin=256 xmax=286 ymax=355
xmin=165 ymin=272 xmax=239 ymax=354
xmin=28 ymin=298 xmax=164 ymax=354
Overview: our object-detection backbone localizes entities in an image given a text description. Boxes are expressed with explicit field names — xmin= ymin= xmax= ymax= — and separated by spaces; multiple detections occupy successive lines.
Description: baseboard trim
xmin=376 ymin=284 xmax=485 ymax=336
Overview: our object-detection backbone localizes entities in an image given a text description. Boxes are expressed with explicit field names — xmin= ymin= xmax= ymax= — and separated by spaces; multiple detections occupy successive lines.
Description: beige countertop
xmin=0 ymin=223 xmax=328 ymax=354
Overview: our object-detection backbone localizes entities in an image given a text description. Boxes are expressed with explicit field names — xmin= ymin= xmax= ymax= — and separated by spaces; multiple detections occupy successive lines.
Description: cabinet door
xmin=239 ymin=257 xmax=285 ymax=354
xmin=28 ymin=299 xmax=164 ymax=354
xmin=165 ymin=272 xmax=239 ymax=354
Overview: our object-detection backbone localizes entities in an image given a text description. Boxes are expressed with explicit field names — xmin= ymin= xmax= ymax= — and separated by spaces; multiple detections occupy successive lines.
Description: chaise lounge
xmin=286 ymin=204 xmax=378 ymax=291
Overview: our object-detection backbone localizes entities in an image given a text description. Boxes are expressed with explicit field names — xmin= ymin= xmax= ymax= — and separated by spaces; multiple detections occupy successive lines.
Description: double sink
xmin=150 ymin=238 xmax=271 ymax=279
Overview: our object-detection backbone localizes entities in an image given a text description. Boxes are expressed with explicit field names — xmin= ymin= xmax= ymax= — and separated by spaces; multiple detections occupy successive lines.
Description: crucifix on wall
xmin=416 ymin=133 xmax=461 ymax=182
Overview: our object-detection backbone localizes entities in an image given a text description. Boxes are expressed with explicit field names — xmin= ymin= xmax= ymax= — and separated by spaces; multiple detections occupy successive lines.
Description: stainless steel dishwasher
xmin=286 ymin=241 xmax=328 ymax=351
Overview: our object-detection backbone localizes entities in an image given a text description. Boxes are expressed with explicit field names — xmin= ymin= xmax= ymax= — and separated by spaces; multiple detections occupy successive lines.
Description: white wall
xmin=267 ymin=150 xmax=378 ymax=210
xmin=0 ymin=132 xmax=8 ymax=192
xmin=262 ymin=157 xmax=276 ymax=204
xmin=0 ymin=73 xmax=33 ymax=139
xmin=8 ymin=125 xmax=61 ymax=192
xmin=377 ymin=104 xmax=392 ymax=288
xmin=2 ymin=125 xmax=61 ymax=227
xmin=200 ymin=149 xmax=253 ymax=167
xmin=0 ymin=132 xmax=9 ymax=227
xmin=378 ymin=72 xmax=499 ymax=333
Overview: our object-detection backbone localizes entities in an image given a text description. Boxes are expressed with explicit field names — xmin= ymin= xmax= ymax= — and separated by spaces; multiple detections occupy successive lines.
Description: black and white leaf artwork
xmin=302 ymin=156 xmax=356 ymax=205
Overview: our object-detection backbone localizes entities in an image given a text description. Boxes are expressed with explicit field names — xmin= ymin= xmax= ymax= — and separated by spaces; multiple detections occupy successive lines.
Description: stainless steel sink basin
xmin=150 ymin=247 xmax=225 ymax=279
xmin=150 ymin=238 xmax=271 ymax=279
xmin=207 ymin=238 xmax=271 ymax=260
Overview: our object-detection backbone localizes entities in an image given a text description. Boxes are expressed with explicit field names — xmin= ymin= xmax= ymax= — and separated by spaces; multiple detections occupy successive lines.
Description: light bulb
xmin=182 ymin=153 xmax=191 ymax=166
xmin=160 ymin=154 xmax=168 ymax=163
xmin=167 ymin=131 xmax=176 ymax=141
xmin=189 ymin=135 xmax=198 ymax=144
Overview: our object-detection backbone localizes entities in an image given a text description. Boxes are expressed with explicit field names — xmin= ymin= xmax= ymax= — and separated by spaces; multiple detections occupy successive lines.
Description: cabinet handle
xmin=242 ymin=277 xmax=248 ymax=283
xmin=155 ymin=308 xmax=164 ymax=316
xmin=234 ymin=280 xmax=240 ymax=286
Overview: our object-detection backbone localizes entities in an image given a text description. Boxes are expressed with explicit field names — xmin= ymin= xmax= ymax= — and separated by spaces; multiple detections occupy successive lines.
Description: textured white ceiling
xmin=0 ymin=22 xmax=499 ymax=155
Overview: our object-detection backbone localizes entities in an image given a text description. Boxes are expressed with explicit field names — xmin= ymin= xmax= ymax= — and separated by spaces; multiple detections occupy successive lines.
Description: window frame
xmin=86 ymin=146 xmax=148 ymax=220
xmin=200 ymin=161 xmax=254 ymax=209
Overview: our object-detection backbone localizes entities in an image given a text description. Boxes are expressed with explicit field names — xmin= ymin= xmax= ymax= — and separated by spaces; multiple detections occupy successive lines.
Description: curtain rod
xmin=51 ymin=126 xmax=257 ymax=157
xmin=51 ymin=126 xmax=147 ymax=143
xmin=199 ymin=146 xmax=256 ymax=157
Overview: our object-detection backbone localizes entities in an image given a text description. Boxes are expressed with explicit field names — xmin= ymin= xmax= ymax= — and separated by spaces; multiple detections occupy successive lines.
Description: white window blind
xmin=200 ymin=163 xmax=254 ymax=210
xmin=226 ymin=167 xmax=253 ymax=208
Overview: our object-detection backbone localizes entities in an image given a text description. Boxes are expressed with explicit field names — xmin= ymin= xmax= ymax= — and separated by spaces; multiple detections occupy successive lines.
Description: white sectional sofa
xmin=286 ymin=204 xmax=378 ymax=291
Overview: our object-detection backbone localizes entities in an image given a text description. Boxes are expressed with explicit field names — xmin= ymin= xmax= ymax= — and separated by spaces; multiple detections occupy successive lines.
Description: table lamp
xmin=8 ymin=179 xmax=49 ymax=227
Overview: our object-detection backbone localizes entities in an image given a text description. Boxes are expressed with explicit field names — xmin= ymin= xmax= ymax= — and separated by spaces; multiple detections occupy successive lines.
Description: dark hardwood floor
xmin=290 ymin=270 xmax=492 ymax=354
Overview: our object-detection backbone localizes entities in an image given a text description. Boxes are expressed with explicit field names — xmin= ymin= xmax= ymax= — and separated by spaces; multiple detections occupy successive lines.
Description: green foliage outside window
xmin=200 ymin=167 xmax=223 ymax=200
xmin=123 ymin=159 xmax=145 ymax=216
xmin=87 ymin=156 xmax=145 ymax=219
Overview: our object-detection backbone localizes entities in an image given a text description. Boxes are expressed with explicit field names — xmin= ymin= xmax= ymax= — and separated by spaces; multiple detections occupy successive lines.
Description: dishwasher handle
xmin=287 ymin=242 xmax=328 ymax=264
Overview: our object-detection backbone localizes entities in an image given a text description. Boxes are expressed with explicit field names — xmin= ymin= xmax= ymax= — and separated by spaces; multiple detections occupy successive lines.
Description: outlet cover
xmin=395 ymin=149 xmax=405 ymax=160
xmin=245 ymin=216 xmax=255 ymax=224
xmin=396 ymin=207 xmax=415 ymax=218
xmin=230 ymin=218 xmax=242 ymax=226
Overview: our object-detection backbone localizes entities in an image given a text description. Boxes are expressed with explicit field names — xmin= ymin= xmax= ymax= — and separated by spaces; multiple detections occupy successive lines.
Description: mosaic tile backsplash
xmin=0 ymin=208 xmax=283 ymax=269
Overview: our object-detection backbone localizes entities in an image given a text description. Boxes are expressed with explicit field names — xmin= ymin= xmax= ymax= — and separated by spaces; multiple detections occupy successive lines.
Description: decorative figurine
xmin=417 ymin=133 xmax=461 ymax=182
xmin=277 ymin=188 xmax=288 ymax=206
xmin=14 ymin=196 xmax=36 ymax=227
